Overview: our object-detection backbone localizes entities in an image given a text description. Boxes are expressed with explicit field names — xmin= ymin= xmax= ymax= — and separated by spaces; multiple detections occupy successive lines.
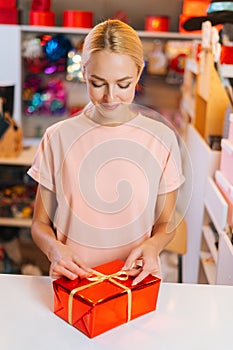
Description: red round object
xmin=145 ymin=16 xmax=169 ymax=32
xmin=63 ymin=10 xmax=93 ymax=28
xmin=29 ymin=11 xmax=55 ymax=26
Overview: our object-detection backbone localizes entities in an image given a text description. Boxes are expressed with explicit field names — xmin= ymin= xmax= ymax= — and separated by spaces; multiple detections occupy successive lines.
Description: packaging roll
xmin=63 ymin=10 xmax=93 ymax=28
xmin=29 ymin=11 xmax=55 ymax=26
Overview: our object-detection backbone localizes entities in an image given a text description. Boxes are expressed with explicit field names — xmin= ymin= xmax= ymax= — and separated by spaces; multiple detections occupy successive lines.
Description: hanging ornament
xmin=44 ymin=34 xmax=73 ymax=61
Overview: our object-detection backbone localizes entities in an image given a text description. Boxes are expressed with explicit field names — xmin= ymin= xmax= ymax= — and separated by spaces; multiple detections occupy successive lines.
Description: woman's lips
xmin=101 ymin=103 xmax=120 ymax=111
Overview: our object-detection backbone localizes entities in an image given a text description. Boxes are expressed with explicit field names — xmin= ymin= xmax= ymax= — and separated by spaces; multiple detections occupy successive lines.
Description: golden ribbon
xmin=68 ymin=270 xmax=132 ymax=325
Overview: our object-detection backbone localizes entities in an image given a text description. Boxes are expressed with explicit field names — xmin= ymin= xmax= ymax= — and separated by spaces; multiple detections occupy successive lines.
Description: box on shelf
xmin=182 ymin=0 xmax=210 ymax=16
xmin=145 ymin=16 xmax=169 ymax=32
xmin=53 ymin=259 xmax=161 ymax=338
xmin=0 ymin=114 xmax=22 ymax=158
xmin=193 ymin=51 xmax=230 ymax=140
xmin=215 ymin=170 xmax=233 ymax=227
xmin=0 ymin=0 xmax=16 ymax=8
xmin=0 ymin=8 xmax=18 ymax=24
xmin=220 ymin=138 xmax=233 ymax=185
xmin=179 ymin=0 xmax=210 ymax=34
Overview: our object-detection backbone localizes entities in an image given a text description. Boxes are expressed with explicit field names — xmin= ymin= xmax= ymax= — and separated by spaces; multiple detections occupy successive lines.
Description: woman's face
xmin=83 ymin=50 xmax=140 ymax=110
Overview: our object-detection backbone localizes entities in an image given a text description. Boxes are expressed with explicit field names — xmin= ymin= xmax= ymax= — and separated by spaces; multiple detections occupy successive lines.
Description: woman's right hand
xmin=48 ymin=240 xmax=92 ymax=280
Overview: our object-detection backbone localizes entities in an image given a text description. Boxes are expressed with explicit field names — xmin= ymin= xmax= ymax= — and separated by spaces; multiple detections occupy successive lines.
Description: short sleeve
xmin=27 ymin=129 xmax=56 ymax=192
xmin=157 ymin=130 xmax=185 ymax=194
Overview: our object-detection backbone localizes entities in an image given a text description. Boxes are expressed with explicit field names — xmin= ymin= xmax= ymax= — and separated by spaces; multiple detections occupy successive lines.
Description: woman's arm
xmin=31 ymin=184 xmax=91 ymax=279
xmin=123 ymin=190 xmax=177 ymax=285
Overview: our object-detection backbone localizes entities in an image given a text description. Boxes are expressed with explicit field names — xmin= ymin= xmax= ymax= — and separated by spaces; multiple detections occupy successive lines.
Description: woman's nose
xmin=104 ymin=85 xmax=115 ymax=102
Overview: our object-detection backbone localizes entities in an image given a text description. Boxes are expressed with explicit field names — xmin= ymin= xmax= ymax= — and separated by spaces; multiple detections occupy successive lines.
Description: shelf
xmin=0 ymin=145 xmax=37 ymax=166
xmin=202 ymin=225 xmax=218 ymax=263
xmin=200 ymin=251 xmax=216 ymax=285
xmin=216 ymin=232 xmax=233 ymax=285
xmin=204 ymin=177 xmax=228 ymax=232
xmin=0 ymin=217 xmax=32 ymax=228
xmin=20 ymin=25 xmax=202 ymax=40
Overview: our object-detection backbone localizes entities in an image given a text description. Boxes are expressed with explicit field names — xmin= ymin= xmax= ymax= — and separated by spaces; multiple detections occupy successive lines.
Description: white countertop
xmin=0 ymin=274 xmax=233 ymax=350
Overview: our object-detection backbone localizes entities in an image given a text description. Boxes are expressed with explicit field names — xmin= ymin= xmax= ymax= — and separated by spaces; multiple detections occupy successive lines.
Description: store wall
xmin=19 ymin=0 xmax=184 ymax=31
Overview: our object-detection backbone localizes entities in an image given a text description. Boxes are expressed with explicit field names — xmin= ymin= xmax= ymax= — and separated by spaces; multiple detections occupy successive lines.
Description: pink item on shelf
xmin=215 ymin=170 xmax=233 ymax=226
xmin=220 ymin=138 xmax=233 ymax=185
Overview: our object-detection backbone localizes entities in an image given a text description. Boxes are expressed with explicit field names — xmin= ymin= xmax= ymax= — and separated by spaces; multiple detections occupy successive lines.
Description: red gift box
xmin=182 ymin=0 xmax=210 ymax=16
xmin=53 ymin=259 xmax=161 ymax=338
xmin=0 ymin=8 xmax=18 ymax=24
xmin=145 ymin=16 xmax=169 ymax=32
xmin=0 ymin=0 xmax=16 ymax=8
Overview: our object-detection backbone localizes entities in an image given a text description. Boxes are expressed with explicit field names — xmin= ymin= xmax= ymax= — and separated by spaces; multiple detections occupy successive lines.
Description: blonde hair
xmin=82 ymin=19 xmax=144 ymax=74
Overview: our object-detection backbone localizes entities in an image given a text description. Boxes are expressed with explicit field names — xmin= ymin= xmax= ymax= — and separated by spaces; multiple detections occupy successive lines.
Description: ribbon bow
xmin=68 ymin=269 xmax=132 ymax=325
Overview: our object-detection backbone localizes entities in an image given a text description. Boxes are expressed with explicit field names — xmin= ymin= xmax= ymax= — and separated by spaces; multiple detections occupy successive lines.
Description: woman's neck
xmin=83 ymin=102 xmax=137 ymax=126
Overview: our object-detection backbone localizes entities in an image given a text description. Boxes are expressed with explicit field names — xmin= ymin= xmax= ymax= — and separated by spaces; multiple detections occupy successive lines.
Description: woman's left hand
xmin=122 ymin=237 xmax=162 ymax=285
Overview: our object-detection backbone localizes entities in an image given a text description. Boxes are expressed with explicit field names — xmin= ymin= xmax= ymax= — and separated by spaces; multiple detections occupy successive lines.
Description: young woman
xmin=28 ymin=19 xmax=185 ymax=285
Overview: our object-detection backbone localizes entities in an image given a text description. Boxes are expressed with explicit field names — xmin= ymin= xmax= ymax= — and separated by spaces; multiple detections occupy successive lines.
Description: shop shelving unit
xmin=183 ymin=124 xmax=233 ymax=285
xmin=181 ymin=45 xmax=233 ymax=284
xmin=0 ymin=145 xmax=37 ymax=228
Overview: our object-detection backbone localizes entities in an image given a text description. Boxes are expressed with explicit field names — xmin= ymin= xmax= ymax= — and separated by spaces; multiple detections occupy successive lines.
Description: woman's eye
xmin=91 ymin=81 xmax=104 ymax=88
xmin=118 ymin=83 xmax=131 ymax=89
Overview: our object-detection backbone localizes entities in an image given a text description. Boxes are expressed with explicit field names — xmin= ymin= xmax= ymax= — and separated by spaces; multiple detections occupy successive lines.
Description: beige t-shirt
xmin=28 ymin=112 xmax=185 ymax=267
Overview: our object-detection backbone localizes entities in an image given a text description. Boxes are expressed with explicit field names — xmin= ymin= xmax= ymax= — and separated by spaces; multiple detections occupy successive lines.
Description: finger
xmin=122 ymin=248 xmax=142 ymax=270
xmin=132 ymin=269 xmax=149 ymax=286
xmin=51 ymin=264 xmax=78 ymax=280
xmin=126 ymin=266 xmax=142 ymax=277
xmin=72 ymin=256 xmax=92 ymax=274
xmin=60 ymin=259 xmax=90 ymax=278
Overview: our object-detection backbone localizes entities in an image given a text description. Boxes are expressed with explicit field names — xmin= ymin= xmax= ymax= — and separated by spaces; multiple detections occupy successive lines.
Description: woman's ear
xmin=136 ymin=64 xmax=144 ymax=83
xmin=81 ymin=65 xmax=86 ymax=81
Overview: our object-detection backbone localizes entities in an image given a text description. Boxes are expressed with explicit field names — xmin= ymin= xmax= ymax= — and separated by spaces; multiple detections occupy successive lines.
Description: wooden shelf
xmin=202 ymin=225 xmax=218 ymax=264
xmin=0 ymin=144 xmax=37 ymax=166
xmin=0 ymin=217 xmax=32 ymax=228
xmin=200 ymin=251 xmax=216 ymax=285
